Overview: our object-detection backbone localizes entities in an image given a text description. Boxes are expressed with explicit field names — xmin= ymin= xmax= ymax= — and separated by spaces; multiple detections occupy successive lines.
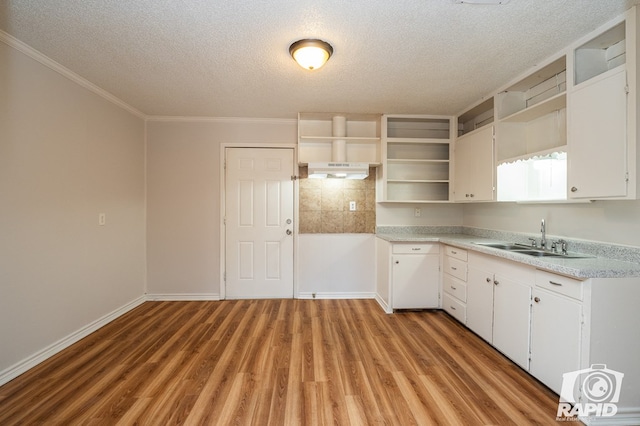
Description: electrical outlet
xmin=349 ymin=201 xmax=356 ymax=211
xmin=414 ymin=208 xmax=421 ymax=217
xmin=99 ymin=213 xmax=106 ymax=226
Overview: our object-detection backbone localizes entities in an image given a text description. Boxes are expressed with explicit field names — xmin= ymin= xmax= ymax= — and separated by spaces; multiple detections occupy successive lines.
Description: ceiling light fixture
xmin=289 ymin=39 xmax=333 ymax=70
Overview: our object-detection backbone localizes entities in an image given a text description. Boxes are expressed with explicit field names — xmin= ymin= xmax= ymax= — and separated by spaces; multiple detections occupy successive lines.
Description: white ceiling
xmin=1 ymin=0 xmax=639 ymax=119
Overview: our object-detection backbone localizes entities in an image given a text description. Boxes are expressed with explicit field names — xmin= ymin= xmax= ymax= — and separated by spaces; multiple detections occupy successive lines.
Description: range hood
xmin=308 ymin=162 xmax=369 ymax=179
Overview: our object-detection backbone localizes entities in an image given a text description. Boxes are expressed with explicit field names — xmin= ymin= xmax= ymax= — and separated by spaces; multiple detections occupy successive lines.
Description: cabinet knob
xmin=395 ymin=260 xmax=399 ymax=264
xmin=493 ymin=280 xmax=499 ymax=285
xmin=571 ymin=186 xmax=578 ymax=192
xmin=534 ymin=297 xmax=541 ymax=303
xmin=470 ymin=193 xmax=474 ymax=198
xmin=486 ymin=277 xmax=491 ymax=283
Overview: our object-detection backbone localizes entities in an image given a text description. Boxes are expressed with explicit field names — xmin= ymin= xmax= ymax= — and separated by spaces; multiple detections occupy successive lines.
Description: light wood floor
xmin=0 ymin=299 xmax=565 ymax=425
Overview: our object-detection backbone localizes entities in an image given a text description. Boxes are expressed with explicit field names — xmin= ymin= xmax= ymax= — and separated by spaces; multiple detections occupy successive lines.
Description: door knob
xmin=286 ymin=229 xmax=292 ymax=235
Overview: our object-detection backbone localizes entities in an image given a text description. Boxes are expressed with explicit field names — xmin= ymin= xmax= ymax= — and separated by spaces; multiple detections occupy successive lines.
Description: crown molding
xmin=0 ymin=29 xmax=146 ymax=120
xmin=146 ymin=115 xmax=297 ymax=124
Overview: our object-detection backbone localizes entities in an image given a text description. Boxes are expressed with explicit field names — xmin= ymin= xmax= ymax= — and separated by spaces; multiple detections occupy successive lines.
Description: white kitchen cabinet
xmin=375 ymin=240 xmax=440 ymax=312
xmin=453 ymin=125 xmax=495 ymax=202
xmin=530 ymin=286 xmax=582 ymax=395
xmin=392 ymin=243 xmax=440 ymax=309
xmin=467 ymin=252 xmax=534 ymax=369
xmin=378 ymin=115 xmax=454 ymax=202
xmin=492 ymin=274 xmax=532 ymax=369
xmin=466 ymin=265 xmax=495 ymax=343
xmin=297 ymin=113 xmax=381 ymax=165
xmin=442 ymin=246 xmax=468 ymax=323
xmin=568 ymin=17 xmax=633 ymax=199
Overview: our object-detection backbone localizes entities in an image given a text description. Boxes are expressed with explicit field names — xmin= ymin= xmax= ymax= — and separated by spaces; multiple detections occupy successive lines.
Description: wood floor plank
xmin=0 ymin=300 xmax=568 ymax=425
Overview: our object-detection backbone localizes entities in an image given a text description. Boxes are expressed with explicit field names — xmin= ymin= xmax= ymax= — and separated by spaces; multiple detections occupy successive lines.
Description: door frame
xmin=219 ymin=143 xmax=298 ymax=300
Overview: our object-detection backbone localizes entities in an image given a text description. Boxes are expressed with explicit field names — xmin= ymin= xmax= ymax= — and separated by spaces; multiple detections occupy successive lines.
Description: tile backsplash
xmin=299 ymin=166 xmax=376 ymax=234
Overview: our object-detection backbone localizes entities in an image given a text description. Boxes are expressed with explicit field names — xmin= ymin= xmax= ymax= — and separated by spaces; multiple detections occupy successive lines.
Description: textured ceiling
xmin=1 ymin=0 xmax=639 ymax=118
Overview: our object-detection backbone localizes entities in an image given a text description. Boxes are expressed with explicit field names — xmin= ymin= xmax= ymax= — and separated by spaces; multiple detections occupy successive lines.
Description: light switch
xmin=99 ymin=213 xmax=106 ymax=226
xmin=414 ymin=208 xmax=421 ymax=217
xmin=349 ymin=201 xmax=356 ymax=211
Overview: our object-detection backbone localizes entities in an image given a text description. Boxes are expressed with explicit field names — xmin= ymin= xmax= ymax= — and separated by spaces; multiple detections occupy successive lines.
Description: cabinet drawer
xmin=445 ymin=245 xmax=468 ymax=261
xmin=392 ymin=243 xmax=439 ymax=254
xmin=444 ymin=256 xmax=468 ymax=282
xmin=443 ymin=293 xmax=466 ymax=324
xmin=443 ymin=274 xmax=467 ymax=302
xmin=535 ymin=270 xmax=583 ymax=300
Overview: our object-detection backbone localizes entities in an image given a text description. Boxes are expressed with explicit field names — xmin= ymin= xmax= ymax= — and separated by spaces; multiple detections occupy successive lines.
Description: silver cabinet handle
xmin=549 ymin=281 xmax=562 ymax=286
xmin=451 ymin=286 xmax=457 ymax=290
xmin=451 ymin=266 xmax=457 ymax=271
xmin=450 ymin=306 xmax=456 ymax=310
xmin=451 ymin=250 xmax=457 ymax=254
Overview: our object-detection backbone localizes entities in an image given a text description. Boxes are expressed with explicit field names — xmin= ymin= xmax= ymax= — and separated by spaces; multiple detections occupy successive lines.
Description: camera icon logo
xmin=557 ymin=364 xmax=624 ymax=420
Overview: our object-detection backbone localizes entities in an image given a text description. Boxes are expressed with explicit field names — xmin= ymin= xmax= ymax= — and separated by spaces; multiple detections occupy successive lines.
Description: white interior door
xmin=225 ymin=148 xmax=294 ymax=299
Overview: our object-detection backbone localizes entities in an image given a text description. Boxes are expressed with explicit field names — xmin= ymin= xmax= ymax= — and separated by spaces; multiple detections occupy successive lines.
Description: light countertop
xmin=376 ymin=232 xmax=640 ymax=279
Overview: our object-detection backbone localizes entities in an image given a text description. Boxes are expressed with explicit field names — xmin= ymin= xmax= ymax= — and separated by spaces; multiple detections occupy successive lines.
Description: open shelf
xmin=298 ymin=113 xmax=381 ymax=164
xmin=379 ymin=115 xmax=453 ymax=202
xmin=575 ymin=21 xmax=626 ymax=86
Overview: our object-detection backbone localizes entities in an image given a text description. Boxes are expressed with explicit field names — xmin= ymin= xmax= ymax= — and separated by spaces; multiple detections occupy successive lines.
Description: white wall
xmin=145 ymin=118 xmax=297 ymax=297
xmin=298 ymin=234 xmax=376 ymax=298
xmin=463 ymin=200 xmax=640 ymax=246
xmin=376 ymin=203 xmax=464 ymax=226
xmin=0 ymin=42 xmax=146 ymax=374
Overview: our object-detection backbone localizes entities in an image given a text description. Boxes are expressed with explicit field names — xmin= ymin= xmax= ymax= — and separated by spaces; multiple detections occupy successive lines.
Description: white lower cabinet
xmin=530 ymin=286 xmax=582 ymax=395
xmin=492 ymin=274 xmax=532 ymax=369
xmin=392 ymin=245 xmax=440 ymax=309
xmin=376 ymin=240 xmax=440 ymax=312
xmin=442 ymin=246 xmax=468 ymax=322
xmin=466 ymin=265 xmax=495 ymax=342
xmin=466 ymin=252 xmax=534 ymax=369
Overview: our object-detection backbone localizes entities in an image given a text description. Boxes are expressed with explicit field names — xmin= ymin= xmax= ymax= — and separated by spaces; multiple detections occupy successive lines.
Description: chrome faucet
xmin=540 ymin=219 xmax=547 ymax=249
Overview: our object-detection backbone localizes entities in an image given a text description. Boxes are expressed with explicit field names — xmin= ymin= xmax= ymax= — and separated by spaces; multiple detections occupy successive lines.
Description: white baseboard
xmin=145 ymin=293 xmax=221 ymax=301
xmin=375 ymin=293 xmax=393 ymax=314
xmin=297 ymin=292 xmax=375 ymax=300
xmin=581 ymin=407 xmax=640 ymax=425
xmin=0 ymin=295 xmax=146 ymax=387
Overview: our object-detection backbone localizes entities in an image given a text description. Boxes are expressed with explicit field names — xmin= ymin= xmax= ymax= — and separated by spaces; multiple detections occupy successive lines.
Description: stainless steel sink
xmin=473 ymin=242 xmax=593 ymax=259
xmin=474 ymin=242 xmax=532 ymax=250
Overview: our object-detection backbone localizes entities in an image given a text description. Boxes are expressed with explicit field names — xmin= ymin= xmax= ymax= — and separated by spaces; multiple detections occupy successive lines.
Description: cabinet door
xmin=492 ymin=275 xmax=532 ymax=369
xmin=466 ymin=266 xmax=494 ymax=343
xmin=530 ymin=288 xmax=582 ymax=395
xmin=569 ymin=68 xmax=628 ymax=199
xmin=392 ymin=254 xmax=439 ymax=309
xmin=454 ymin=126 xmax=494 ymax=202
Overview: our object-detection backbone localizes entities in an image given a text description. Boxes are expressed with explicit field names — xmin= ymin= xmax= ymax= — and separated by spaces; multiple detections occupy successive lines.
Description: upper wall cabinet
xmin=454 ymin=98 xmax=495 ymax=202
xmin=297 ymin=113 xmax=381 ymax=165
xmin=568 ymin=10 xmax=639 ymax=200
xmin=377 ymin=115 xmax=454 ymax=203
